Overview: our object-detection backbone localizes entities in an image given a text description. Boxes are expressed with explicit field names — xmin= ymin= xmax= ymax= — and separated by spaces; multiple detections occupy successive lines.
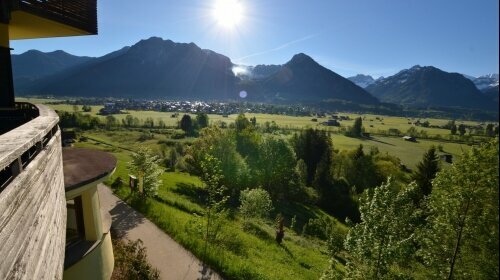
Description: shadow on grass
xmin=366 ymin=137 xmax=396 ymax=146
xmin=172 ymin=182 xmax=208 ymax=205
xmin=274 ymin=201 xmax=320 ymax=230
xmin=243 ymin=221 xmax=275 ymax=243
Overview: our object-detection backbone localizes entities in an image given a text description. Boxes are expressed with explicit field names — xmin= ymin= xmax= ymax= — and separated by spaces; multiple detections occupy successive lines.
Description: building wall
xmin=63 ymin=232 xmax=114 ymax=280
xmin=0 ymin=129 xmax=66 ymax=279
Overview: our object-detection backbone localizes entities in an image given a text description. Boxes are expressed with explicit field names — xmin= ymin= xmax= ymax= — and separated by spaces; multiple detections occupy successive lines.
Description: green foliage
xmin=255 ymin=136 xmax=301 ymax=200
xmin=458 ymin=124 xmax=466 ymax=136
xmin=419 ymin=139 xmax=499 ymax=279
xmin=128 ymin=147 xmax=163 ymax=197
xmin=291 ymin=128 xmax=333 ymax=185
xmin=345 ymin=117 xmax=363 ymax=137
xmin=179 ymin=114 xmax=193 ymax=134
xmin=344 ymin=178 xmax=420 ymax=279
xmin=58 ymin=111 xmax=102 ymax=130
xmin=185 ymin=126 xmax=249 ymax=198
xmin=235 ymin=113 xmax=252 ymax=132
xmin=112 ymin=238 xmax=160 ymax=280
xmin=196 ymin=113 xmax=209 ymax=129
xmin=239 ymin=188 xmax=273 ymax=221
xmin=82 ymin=105 xmax=92 ymax=112
xmin=199 ymin=154 xmax=229 ymax=260
xmin=106 ymin=115 xmax=119 ymax=129
xmin=412 ymin=146 xmax=440 ymax=199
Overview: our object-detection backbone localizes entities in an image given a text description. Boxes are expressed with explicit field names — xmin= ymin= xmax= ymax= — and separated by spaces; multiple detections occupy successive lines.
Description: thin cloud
xmin=234 ymin=33 xmax=319 ymax=62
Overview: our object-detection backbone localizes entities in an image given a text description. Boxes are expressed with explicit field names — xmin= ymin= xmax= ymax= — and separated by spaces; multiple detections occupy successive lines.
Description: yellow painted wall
xmin=9 ymin=11 xmax=90 ymax=40
xmin=63 ymin=232 xmax=114 ymax=280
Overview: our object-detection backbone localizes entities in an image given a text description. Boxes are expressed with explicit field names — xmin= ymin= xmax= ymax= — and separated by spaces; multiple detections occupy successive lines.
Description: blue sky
xmin=11 ymin=0 xmax=499 ymax=78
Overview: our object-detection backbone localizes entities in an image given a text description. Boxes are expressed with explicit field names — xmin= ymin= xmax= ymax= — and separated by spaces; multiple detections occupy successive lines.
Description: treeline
xmin=176 ymin=113 xmax=409 ymax=222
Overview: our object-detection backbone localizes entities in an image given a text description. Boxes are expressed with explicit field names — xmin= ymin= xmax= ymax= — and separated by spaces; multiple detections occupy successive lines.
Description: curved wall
xmin=0 ymin=105 xmax=66 ymax=279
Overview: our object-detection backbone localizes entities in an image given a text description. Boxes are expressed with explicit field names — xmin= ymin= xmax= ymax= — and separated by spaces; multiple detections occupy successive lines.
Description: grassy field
xmin=17 ymin=97 xmax=490 ymax=137
xmin=74 ymin=138 xmax=334 ymax=280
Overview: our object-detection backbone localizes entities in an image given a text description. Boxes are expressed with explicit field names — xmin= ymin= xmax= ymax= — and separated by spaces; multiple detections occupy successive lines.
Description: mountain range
xmin=365 ymin=65 xmax=496 ymax=110
xmin=11 ymin=37 xmax=498 ymax=111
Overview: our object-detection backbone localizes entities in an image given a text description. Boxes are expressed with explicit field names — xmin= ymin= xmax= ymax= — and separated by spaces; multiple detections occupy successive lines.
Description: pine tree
xmin=413 ymin=146 xmax=440 ymax=199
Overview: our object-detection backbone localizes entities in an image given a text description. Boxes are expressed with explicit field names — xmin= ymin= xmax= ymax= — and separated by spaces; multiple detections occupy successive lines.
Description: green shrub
xmin=111 ymin=238 xmax=160 ymax=280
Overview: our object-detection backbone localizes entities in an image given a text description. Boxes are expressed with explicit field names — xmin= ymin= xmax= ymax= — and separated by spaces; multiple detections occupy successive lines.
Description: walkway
xmin=98 ymin=184 xmax=222 ymax=280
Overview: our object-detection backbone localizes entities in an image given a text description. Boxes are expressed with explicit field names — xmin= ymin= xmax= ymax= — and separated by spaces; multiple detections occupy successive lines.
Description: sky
xmin=10 ymin=0 xmax=499 ymax=78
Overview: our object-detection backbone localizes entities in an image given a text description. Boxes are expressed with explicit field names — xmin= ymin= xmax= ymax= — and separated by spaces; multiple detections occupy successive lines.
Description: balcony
xmin=0 ymin=103 xmax=66 ymax=279
xmin=0 ymin=102 xmax=39 ymax=135
xmin=8 ymin=0 xmax=98 ymax=39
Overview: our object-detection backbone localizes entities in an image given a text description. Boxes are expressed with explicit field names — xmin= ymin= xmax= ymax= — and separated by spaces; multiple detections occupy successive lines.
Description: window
xmin=66 ymin=196 xmax=85 ymax=246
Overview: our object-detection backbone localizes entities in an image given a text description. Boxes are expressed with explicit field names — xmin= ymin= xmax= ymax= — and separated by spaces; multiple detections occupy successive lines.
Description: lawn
xmin=330 ymin=134 xmax=469 ymax=169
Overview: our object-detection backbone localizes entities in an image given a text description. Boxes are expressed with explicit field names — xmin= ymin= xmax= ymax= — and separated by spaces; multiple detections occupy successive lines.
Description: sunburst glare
xmin=213 ymin=0 xmax=244 ymax=29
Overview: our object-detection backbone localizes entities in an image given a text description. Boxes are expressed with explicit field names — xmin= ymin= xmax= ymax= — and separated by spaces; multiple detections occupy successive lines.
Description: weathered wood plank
xmin=0 ymin=119 xmax=66 ymax=279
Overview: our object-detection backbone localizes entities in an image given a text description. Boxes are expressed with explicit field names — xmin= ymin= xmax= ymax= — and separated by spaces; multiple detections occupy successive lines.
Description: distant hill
xmin=12 ymin=50 xmax=93 ymax=85
xmin=257 ymin=53 xmax=378 ymax=104
xmin=365 ymin=65 xmax=495 ymax=110
xmin=15 ymin=38 xmax=378 ymax=105
xmin=482 ymin=85 xmax=499 ymax=103
xmin=348 ymin=74 xmax=375 ymax=88
xmin=18 ymin=37 xmax=238 ymax=99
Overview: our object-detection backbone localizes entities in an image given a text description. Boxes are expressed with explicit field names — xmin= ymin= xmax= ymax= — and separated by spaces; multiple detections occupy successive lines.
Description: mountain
xmin=16 ymin=38 xmax=378 ymax=105
xmin=232 ymin=64 xmax=281 ymax=80
xmin=12 ymin=50 xmax=93 ymax=85
xmin=19 ymin=37 xmax=238 ymax=99
xmin=348 ymin=74 xmax=375 ymax=88
xmin=472 ymin=74 xmax=499 ymax=90
xmin=482 ymin=85 xmax=499 ymax=103
xmin=257 ymin=53 xmax=378 ymax=104
xmin=365 ymin=65 xmax=495 ymax=110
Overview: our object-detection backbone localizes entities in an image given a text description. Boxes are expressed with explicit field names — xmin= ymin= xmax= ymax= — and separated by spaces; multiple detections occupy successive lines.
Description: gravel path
xmin=98 ymin=184 xmax=222 ymax=280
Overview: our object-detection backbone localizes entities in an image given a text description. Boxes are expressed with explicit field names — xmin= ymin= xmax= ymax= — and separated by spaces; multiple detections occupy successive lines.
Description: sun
xmin=213 ymin=0 xmax=244 ymax=29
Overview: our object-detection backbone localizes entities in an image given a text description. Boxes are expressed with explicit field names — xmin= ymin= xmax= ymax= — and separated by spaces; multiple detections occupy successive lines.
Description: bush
xmin=239 ymin=188 xmax=273 ymax=220
xmin=112 ymin=239 xmax=160 ymax=280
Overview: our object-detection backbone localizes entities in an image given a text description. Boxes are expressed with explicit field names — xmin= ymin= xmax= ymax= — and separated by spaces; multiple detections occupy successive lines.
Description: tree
xmin=82 ymin=105 xmax=92 ymax=112
xmin=105 ymin=115 xmax=118 ymax=129
xmin=485 ymin=123 xmax=494 ymax=137
xmin=256 ymin=136 xmax=300 ymax=200
xmin=450 ymin=124 xmax=457 ymax=135
xmin=239 ymin=188 xmax=273 ymax=221
xmin=412 ymin=146 xmax=440 ymax=199
xmin=185 ymin=126 xmax=249 ymax=198
xmin=144 ymin=117 xmax=154 ymax=128
xmin=179 ymin=114 xmax=193 ymax=134
xmin=128 ymin=148 xmax=163 ymax=198
xmin=344 ymin=178 xmax=420 ymax=279
xmin=458 ymin=124 xmax=466 ymax=136
xmin=345 ymin=117 xmax=363 ymax=137
xmin=235 ymin=113 xmax=251 ymax=132
xmin=419 ymin=140 xmax=499 ymax=279
xmin=196 ymin=113 xmax=209 ymax=129
xmin=199 ymin=154 xmax=229 ymax=261
xmin=291 ymin=128 xmax=333 ymax=185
